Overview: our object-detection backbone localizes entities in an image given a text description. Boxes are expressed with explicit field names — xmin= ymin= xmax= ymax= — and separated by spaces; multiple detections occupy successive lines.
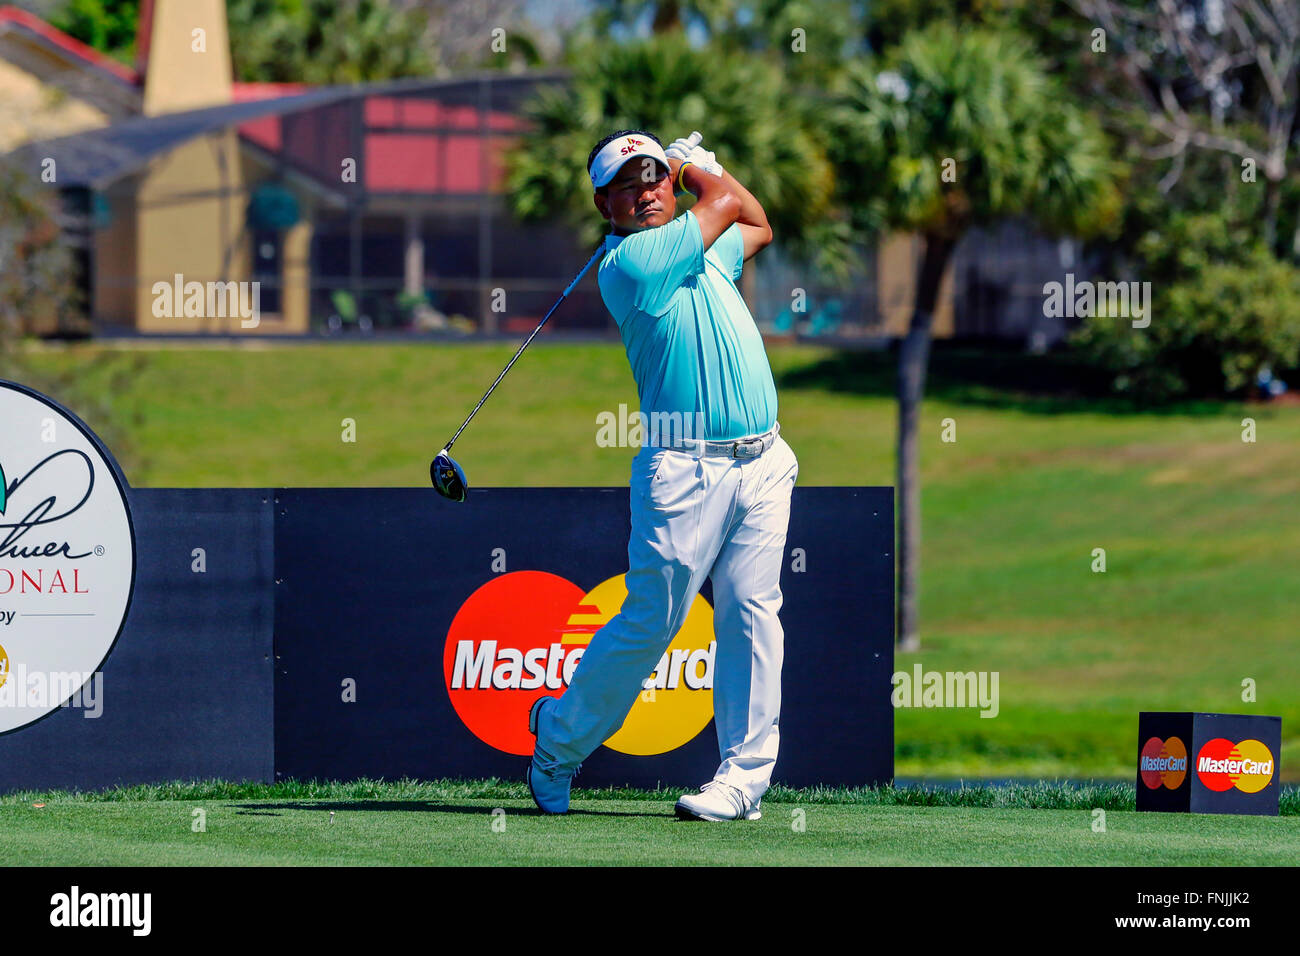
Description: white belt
xmin=658 ymin=423 xmax=780 ymax=460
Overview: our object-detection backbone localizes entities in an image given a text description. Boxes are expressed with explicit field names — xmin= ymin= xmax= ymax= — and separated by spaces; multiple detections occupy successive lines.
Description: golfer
xmin=528 ymin=129 xmax=798 ymax=821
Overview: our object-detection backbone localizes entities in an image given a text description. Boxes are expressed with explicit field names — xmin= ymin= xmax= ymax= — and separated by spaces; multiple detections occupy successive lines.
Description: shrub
xmin=1072 ymin=252 xmax=1300 ymax=401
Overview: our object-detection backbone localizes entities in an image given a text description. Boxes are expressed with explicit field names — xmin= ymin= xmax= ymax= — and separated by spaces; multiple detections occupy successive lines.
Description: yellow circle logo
xmin=0 ymin=644 xmax=8 ymax=690
xmin=1228 ymin=739 xmax=1274 ymax=794
xmin=563 ymin=575 xmax=715 ymax=756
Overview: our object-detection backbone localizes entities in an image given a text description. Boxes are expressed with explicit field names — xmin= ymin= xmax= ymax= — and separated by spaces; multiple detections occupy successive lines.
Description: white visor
xmin=588 ymin=133 xmax=671 ymax=189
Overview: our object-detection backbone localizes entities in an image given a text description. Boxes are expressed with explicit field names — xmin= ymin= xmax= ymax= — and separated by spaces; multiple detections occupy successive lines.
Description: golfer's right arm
xmin=668 ymin=156 xmax=740 ymax=251
xmin=715 ymin=167 xmax=773 ymax=261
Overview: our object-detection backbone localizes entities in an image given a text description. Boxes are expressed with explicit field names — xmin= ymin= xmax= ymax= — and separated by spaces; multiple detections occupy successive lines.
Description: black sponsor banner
xmin=0 ymin=490 xmax=275 ymax=792
xmin=0 ymin=483 xmax=893 ymax=791
xmin=272 ymin=487 xmax=894 ymax=789
xmin=1137 ymin=712 xmax=1282 ymax=817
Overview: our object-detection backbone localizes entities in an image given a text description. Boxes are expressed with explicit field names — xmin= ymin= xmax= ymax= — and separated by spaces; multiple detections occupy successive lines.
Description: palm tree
xmin=828 ymin=24 xmax=1122 ymax=651
xmin=504 ymin=31 xmax=848 ymax=276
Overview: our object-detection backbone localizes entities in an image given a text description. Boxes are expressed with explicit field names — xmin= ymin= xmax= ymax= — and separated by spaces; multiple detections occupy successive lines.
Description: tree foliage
xmin=584 ymin=0 xmax=869 ymax=86
xmin=47 ymin=0 xmax=140 ymax=64
xmin=1072 ymin=203 xmax=1300 ymax=400
xmin=1067 ymin=0 xmax=1300 ymax=254
xmin=226 ymin=0 xmax=432 ymax=83
xmin=828 ymin=22 xmax=1123 ymax=241
xmin=396 ymin=0 xmax=543 ymax=74
xmin=42 ymin=0 xmax=435 ymax=82
xmin=504 ymin=30 xmax=850 ymax=274
xmin=0 ymin=161 xmax=79 ymax=347
xmin=1072 ymin=250 xmax=1300 ymax=399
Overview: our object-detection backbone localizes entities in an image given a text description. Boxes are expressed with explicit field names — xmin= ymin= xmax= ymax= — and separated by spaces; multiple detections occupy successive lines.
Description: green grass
xmin=4 ymin=779 xmax=1297 ymax=866
xmin=6 ymin=776 xmax=1299 ymax=812
xmin=12 ymin=341 xmax=1300 ymax=781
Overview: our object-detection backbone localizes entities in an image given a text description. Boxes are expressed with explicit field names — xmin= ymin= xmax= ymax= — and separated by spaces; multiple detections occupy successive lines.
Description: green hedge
xmin=1072 ymin=253 xmax=1300 ymax=400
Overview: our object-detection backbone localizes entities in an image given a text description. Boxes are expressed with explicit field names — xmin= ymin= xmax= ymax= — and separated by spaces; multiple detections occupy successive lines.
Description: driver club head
xmin=430 ymin=448 xmax=468 ymax=503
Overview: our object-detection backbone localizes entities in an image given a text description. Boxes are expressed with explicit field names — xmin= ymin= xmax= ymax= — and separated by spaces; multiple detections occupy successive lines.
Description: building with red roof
xmin=2 ymin=1 xmax=588 ymax=336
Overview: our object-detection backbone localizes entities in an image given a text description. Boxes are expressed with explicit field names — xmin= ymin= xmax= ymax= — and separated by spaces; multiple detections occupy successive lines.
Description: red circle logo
xmin=443 ymin=571 xmax=586 ymax=756
xmin=443 ymin=570 xmax=715 ymax=756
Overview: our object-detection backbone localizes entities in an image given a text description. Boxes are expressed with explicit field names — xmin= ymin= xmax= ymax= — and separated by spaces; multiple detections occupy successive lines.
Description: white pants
xmin=536 ymin=427 xmax=798 ymax=806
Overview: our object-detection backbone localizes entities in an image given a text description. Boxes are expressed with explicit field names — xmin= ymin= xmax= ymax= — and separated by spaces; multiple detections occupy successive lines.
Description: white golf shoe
xmin=674 ymin=781 xmax=762 ymax=821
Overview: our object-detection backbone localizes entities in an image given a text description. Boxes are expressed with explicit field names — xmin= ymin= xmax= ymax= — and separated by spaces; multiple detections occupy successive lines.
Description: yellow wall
xmin=128 ymin=0 xmax=318 ymax=334
xmin=134 ymin=130 xmax=250 ymax=333
xmin=131 ymin=134 xmax=315 ymax=334
xmin=279 ymin=219 xmax=313 ymax=334
xmin=141 ymin=0 xmax=232 ymax=116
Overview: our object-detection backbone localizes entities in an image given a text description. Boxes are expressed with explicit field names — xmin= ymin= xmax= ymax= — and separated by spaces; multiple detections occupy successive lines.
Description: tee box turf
xmin=1136 ymin=712 xmax=1281 ymax=817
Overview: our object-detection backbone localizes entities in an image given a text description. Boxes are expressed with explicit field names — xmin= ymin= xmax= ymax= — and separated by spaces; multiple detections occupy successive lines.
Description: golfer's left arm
xmin=716 ymin=168 xmax=772 ymax=261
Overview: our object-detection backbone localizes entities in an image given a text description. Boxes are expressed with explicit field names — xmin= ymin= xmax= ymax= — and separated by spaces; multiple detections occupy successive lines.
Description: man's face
xmin=594 ymin=156 xmax=676 ymax=233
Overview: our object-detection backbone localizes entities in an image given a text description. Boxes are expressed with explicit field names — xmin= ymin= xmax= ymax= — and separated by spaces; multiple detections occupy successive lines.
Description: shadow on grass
xmin=774 ymin=341 xmax=1244 ymax=418
xmin=233 ymin=800 xmax=667 ymax=819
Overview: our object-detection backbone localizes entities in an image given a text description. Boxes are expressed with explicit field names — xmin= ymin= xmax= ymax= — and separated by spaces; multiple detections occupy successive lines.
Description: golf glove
xmin=664 ymin=134 xmax=698 ymax=161
xmin=665 ymin=135 xmax=724 ymax=178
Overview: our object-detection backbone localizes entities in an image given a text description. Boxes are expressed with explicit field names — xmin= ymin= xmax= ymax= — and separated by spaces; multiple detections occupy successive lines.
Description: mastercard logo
xmin=1196 ymin=738 xmax=1274 ymax=794
xmin=0 ymin=643 xmax=8 ymax=690
xmin=443 ymin=570 xmax=715 ymax=756
xmin=1139 ymin=736 xmax=1187 ymax=790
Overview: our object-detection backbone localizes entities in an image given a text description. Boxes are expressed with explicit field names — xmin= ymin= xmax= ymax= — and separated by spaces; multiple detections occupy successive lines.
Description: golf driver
xmin=431 ymin=242 xmax=606 ymax=502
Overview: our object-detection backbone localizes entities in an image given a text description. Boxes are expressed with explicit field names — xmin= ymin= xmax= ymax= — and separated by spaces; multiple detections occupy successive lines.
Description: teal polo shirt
xmin=597 ymin=209 xmax=778 ymax=442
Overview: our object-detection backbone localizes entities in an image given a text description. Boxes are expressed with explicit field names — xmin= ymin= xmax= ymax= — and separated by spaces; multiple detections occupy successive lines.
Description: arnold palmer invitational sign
xmin=0 ymin=381 xmax=136 ymax=734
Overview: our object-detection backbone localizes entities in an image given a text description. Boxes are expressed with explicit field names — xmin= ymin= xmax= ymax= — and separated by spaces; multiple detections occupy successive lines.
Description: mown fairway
xmin=13 ymin=341 xmax=1300 ymax=780
xmin=3 ymin=780 xmax=1297 ymax=866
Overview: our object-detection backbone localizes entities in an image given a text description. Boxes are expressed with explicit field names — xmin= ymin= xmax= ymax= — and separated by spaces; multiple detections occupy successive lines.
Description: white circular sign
xmin=0 ymin=381 xmax=135 ymax=734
